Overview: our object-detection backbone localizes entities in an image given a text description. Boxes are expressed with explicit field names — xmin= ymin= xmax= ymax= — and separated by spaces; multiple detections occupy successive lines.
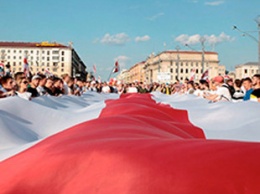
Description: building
xmin=144 ymin=50 xmax=225 ymax=83
xmin=0 ymin=41 xmax=87 ymax=79
xmin=235 ymin=62 xmax=259 ymax=79
xmin=127 ymin=61 xmax=146 ymax=83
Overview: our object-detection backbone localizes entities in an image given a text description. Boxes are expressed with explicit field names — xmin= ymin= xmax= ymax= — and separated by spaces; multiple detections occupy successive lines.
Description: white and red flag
xmin=201 ymin=69 xmax=209 ymax=81
xmin=23 ymin=57 xmax=30 ymax=77
xmin=113 ymin=61 xmax=119 ymax=73
xmin=189 ymin=68 xmax=196 ymax=81
xmin=0 ymin=93 xmax=260 ymax=193
xmin=93 ymin=64 xmax=97 ymax=74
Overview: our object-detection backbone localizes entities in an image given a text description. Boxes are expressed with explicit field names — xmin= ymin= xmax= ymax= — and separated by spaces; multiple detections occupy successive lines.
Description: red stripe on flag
xmin=0 ymin=94 xmax=260 ymax=193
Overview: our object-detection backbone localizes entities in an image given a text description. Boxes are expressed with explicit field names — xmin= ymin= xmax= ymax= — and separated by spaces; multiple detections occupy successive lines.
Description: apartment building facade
xmin=144 ymin=50 xmax=225 ymax=83
xmin=235 ymin=62 xmax=259 ymax=79
xmin=0 ymin=41 xmax=87 ymax=79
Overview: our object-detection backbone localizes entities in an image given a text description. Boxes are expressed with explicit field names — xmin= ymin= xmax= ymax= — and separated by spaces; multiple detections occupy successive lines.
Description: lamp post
xmin=175 ymin=46 xmax=180 ymax=80
xmin=255 ymin=15 xmax=260 ymax=73
xmin=233 ymin=15 xmax=260 ymax=73
xmin=200 ymin=37 xmax=206 ymax=73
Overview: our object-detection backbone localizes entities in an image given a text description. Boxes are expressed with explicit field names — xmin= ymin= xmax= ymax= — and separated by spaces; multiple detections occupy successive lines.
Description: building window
xmin=42 ymin=50 xmax=45 ymax=54
xmin=19 ymin=62 xmax=22 ymax=66
xmin=170 ymin=68 xmax=173 ymax=73
xmin=61 ymin=51 xmax=65 ymax=56
xmin=61 ymin=63 xmax=64 ymax=67
xmin=31 ymin=50 xmax=33 ymax=54
xmin=47 ymin=57 xmax=50 ymax=61
xmin=245 ymin=69 xmax=248 ymax=73
xmin=13 ymin=56 xmax=16 ymax=59
xmin=196 ymin=69 xmax=199 ymax=73
xmin=14 ymin=50 xmax=16 ymax=53
xmin=52 ymin=56 xmax=59 ymax=60
xmin=13 ymin=62 xmax=16 ymax=66
xmin=47 ymin=51 xmax=50 ymax=55
xmin=19 ymin=50 xmax=22 ymax=53
xmin=52 ymin=50 xmax=59 ymax=54
xmin=186 ymin=69 xmax=188 ymax=73
xmin=61 ymin=68 xmax=64 ymax=72
xmin=180 ymin=68 xmax=183 ymax=73
xmin=180 ymin=77 xmax=183 ymax=80
xmin=47 ymin=63 xmax=49 ymax=67
xmin=176 ymin=69 xmax=178 ymax=73
xmin=61 ymin=57 xmax=64 ymax=62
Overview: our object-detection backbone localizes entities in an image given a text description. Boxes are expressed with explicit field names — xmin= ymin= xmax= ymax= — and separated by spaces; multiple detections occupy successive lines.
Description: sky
xmin=0 ymin=0 xmax=260 ymax=79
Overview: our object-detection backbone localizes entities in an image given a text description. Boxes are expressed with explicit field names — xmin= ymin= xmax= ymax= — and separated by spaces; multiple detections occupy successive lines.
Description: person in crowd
xmin=242 ymin=77 xmax=253 ymax=101
xmin=186 ymin=81 xmax=195 ymax=94
xmin=204 ymin=76 xmax=231 ymax=102
xmin=0 ymin=75 xmax=16 ymax=98
xmin=74 ymin=78 xmax=84 ymax=96
xmin=44 ymin=77 xmax=55 ymax=96
xmin=13 ymin=72 xmax=26 ymax=91
xmin=61 ymin=73 xmax=70 ymax=95
xmin=53 ymin=77 xmax=64 ymax=96
xmin=232 ymin=79 xmax=244 ymax=102
xmin=224 ymin=78 xmax=235 ymax=98
xmin=89 ymin=81 xmax=97 ymax=92
xmin=138 ymin=82 xmax=149 ymax=93
xmin=27 ymin=75 xmax=41 ymax=98
xmin=127 ymin=83 xmax=138 ymax=93
xmin=250 ymin=74 xmax=260 ymax=102
xmin=101 ymin=82 xmax=111 ymax=93
xmin=36 ymin=74 xmax=47 ymax=96
xmin=15 ymin=76 xmax=31 ymax=100
xmin=67 ymin=77 xmax=75 ymax=95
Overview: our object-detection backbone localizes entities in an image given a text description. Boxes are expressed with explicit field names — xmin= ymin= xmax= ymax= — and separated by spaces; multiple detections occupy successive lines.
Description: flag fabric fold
xmin=0 ymin=92 xmax=260 ymax=193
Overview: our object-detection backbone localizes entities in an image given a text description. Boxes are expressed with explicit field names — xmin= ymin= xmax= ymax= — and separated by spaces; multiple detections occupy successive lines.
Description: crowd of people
xmin=0 ymin=71 xmax=260 ymax=103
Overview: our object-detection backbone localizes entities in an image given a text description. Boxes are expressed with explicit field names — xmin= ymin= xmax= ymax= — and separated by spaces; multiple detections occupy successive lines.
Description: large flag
xmin=113 ymin=61 xmax=119 ymax=73
xmin=23 ymin=57 xmax=30 ymax=77
xmin=0 ymin=93 xmax=260 ymax=193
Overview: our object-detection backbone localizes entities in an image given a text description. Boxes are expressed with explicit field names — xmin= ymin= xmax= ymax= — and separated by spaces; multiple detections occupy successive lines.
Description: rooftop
xmin=0 ymin=41 xmax=69 ymax=49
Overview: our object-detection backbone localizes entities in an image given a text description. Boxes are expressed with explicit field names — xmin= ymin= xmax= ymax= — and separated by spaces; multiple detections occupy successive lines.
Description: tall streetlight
xmin=255 ymin=15 xmax=260 ymax=73
xmin=175 ymin=45 xmax=180 ymax=80
xmin=200 ymin=37 xmax=206 ymax=73
xmin=233 ymin=15 xmax=260 ymax=73
xmin=185 ymin=37 xmax=206 ymax=73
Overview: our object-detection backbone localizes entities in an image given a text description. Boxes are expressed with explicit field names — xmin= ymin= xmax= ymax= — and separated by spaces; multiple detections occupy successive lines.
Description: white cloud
xmin=205 ymin=1 xmax=225 ymax=6
xmin=135 ymin=35 xmax=151 ymax=42
xmin=100 ymin=33 xmax=130 ymax=45
xmin=147 ymin=12 xmax=165 ymax=21
xmin=114 ymin=56 xmax=131 ymax=69
xmin=174 ymin=32 xmax=234 ymax=49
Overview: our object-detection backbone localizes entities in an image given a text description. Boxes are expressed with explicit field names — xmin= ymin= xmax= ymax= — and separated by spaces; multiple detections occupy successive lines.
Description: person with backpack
xmin=204 ymin=76 xmax=231 ymax=102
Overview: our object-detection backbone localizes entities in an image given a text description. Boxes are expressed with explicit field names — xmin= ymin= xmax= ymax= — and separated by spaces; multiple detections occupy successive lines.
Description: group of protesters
xmin=1 ymin=70 xmax=260 ymax=103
